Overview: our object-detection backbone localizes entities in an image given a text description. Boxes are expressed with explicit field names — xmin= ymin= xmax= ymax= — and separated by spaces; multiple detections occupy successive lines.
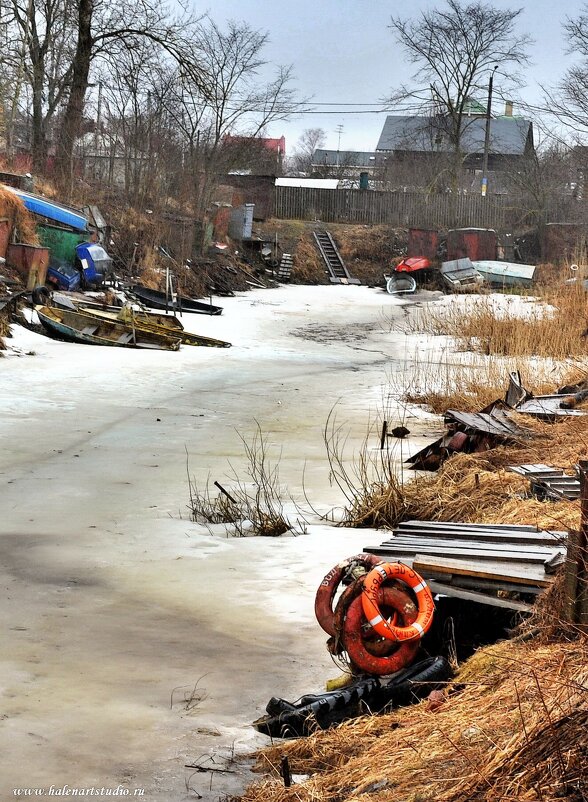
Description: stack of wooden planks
xmin=364 ymin=520 xmax=567 ymax=611
xmin=508 ymin=463 xmax=581 ymax=501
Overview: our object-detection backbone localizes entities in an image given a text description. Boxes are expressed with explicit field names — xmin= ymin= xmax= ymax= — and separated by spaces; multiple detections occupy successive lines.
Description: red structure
xmin=407 ymin=228 xmax=439 ymax=259
xmin=446 ymin=228 xmax=497 ymax=261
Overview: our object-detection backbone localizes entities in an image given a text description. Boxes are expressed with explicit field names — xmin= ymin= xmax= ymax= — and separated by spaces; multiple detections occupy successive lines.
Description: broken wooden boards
xmin=406 ymin=407 xmax=531 ymax=471
xmin=364 ymin=520 xmax=567 ymax=610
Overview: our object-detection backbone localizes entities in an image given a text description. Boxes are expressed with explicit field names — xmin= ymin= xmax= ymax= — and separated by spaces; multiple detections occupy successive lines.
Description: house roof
xmin=311 ymin=149 xmax=378 ymax=168
xmin=223 ymin=135 xmax=285 ymax=154
xmin=376 ymin=115 xmax=532 ymax=156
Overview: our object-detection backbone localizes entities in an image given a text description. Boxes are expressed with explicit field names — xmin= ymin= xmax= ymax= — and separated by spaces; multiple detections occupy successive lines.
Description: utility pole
xmin=335 ymin=124 xmax=344 ymax=169
xmin=481 ymin=65 xmax=498 ymax=197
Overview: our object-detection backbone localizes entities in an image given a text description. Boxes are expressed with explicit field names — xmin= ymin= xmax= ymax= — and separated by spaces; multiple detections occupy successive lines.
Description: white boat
xmin=472 ymin=260 xmax=536 ymax=288
xmin=386 ymin=274 xmax=417 ymax=295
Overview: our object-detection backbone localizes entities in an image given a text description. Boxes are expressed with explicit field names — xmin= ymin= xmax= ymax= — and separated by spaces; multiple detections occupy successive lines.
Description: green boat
xmin=76 ymin=305 xmax=231 ymax=348
xmin=36 ymin=305 xmax=181 ymax=351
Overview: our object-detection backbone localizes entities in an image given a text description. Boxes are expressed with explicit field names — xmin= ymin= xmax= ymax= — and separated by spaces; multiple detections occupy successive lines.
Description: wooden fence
xmin=273 ymin=186 xmax=588 ymax=230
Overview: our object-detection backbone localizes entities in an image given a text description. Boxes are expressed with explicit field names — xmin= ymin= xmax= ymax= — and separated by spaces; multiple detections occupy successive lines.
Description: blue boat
xmin=7 ymin=187 xmax=88 ymax=231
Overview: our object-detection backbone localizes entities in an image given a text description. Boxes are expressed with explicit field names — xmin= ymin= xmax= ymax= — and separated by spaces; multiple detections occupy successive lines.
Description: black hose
xmin=254 ymin=657 xmax=452 ymax=739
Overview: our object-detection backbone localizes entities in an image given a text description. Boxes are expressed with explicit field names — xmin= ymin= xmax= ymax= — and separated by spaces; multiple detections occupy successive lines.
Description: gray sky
xmin=202 ymin=0 xmax=581 ymax=155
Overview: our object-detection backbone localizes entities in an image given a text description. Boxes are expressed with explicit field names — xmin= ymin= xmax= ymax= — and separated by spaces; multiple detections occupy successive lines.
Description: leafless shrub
xmin=322 ymin=405 xmax=407 ymax=529
xmin=187 ymin=424 xmax=305 ymax=537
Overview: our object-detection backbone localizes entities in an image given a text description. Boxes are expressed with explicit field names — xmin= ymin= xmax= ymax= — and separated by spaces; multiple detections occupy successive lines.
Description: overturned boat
xmin=471 ymin=260 xmax=536 ymax=288
xmin=36 ymin=305 xmax=181 ymax=350
xmin=386 ymin=273 xmax=417 ymax=295
xmin=130 ymin=284 xmax=223 ymax=316
xmin=440 ymin=258 xmax=484 ymax=290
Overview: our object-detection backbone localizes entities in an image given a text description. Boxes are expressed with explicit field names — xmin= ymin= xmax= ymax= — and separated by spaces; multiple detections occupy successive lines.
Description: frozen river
xmin=0 ymin=285 xmax=440 ymax=801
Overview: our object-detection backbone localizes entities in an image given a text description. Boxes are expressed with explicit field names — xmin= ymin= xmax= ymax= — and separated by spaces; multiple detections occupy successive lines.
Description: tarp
xmin=6 ymin=187 xmax=88 ymax=231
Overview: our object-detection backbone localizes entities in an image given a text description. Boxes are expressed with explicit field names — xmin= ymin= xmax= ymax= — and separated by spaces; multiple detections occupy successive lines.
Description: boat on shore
xmin=440 ymin=258 xmax=484 ymax=290
xmin=130 ymin=284 xmax=223 ymax=316
xmin=77 ymin=305 xmax=231 ymax=348
xmin=471 ymin=260 xmax=536 ymax=288
xmin=36 ymin=305 xmax=181 ymax=350
xmin=386 ymin=274 xmax=417 ymax=295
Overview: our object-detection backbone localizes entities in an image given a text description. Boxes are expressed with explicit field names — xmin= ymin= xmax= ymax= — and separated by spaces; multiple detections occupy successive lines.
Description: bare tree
xmin=3 ymin=0 xmax=76 ymax=168
xmin=543 ymin=6 xmax=588 ymax=143
xmin=386 ymin=0 xmax=531 ymax=190
xmin=53 ymin=0 xmax=205 ymax=194
xmin=290 ymin=127 xmax=326 ymax=174
xmin=159 ymin=16 xmax=304 ymax=233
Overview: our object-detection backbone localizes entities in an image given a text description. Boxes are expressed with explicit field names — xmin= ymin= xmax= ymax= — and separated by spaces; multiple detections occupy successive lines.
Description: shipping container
xmin=407 ymin=228 xmax=439 ymax=259
xmin=446 ymin=228 xmax=497 ymax=262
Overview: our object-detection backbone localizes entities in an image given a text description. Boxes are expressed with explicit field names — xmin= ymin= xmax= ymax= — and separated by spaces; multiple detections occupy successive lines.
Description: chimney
xmin=505 ymin=100 xmax=514 ymax=117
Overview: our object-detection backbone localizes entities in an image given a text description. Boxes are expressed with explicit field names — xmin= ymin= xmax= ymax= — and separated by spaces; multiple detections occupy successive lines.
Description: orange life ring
xmin=329 ymin=578 xmax=401 ymax=657
xmin=361 ymin=562 xmax=435 ymax=642
xmin=344 ymin=587 xmax=420 ymax=675
xmin=315 ymin=553 xmax=382 ymax=637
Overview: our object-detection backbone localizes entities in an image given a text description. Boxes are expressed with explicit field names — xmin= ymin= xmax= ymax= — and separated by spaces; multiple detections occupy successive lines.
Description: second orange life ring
xmin=361 ymin=562 xmax=435 ymax=642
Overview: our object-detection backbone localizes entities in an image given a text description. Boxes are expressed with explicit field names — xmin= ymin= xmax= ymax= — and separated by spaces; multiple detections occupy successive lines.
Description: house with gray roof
xmin=376 ymin=106 xmax=534 ymax=177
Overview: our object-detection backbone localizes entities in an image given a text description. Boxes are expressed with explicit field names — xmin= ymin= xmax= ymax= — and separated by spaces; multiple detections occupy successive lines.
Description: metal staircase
xmin=313 ymin=231 xmax=360 ymax=285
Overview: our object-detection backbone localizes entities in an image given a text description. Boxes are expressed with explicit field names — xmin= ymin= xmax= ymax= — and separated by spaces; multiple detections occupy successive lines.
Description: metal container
xmin=6 ymin=243 xmax=49 ymax=289
xmin=0 ymin=218 xmax=11 ymax=260
xmin=446 ymin=228 xmax=497 ymax=262
xmin=37 ymin=223 xmax=87 ymax=265
xmin=407 ymin=228 xmax=439 ymax=259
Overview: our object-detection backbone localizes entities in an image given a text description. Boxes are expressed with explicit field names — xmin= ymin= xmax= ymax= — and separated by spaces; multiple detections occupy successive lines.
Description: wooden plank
xmin=427 ymin=581 xmax=534 ymax=612
xmin=449 ymin=575 xmax=543 ymax=594
xmin=399 ymin=520 xmax=540 ymax=532
xmin=412 ymin=554 xmax=551 ymax=587
xmin=381 ymin=529 xmax=566 ymax=545
xmin=385 ymin=535 xmax=563 ymax=555
xmin=367 ymin=542 xmax=559 ymax=563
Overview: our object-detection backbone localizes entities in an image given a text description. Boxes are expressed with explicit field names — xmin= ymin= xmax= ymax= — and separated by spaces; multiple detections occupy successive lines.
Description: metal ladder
xmin=313 ymin=231 xmax=360 ymax=285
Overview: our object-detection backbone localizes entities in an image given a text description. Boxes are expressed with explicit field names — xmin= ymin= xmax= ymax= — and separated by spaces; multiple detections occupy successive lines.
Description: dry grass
xmin=392 ymin=349 xmax=582 ymax=414
xmin=334 ymin=224 xmax=404 ymax=285
xmin=402 ymin=284 xmax=588 ymax=359
xmin=293 ymin=235 xmax=329 ymax=284
xmin=237 ymin=637 xmax=588 ymax=802
xmin=0 ymin=186 xmax=39 ymax=245
xmin=402 ymin=453 xmax=580 ymax=532
xmin=331 ymin=416 xmax=587 ymax=532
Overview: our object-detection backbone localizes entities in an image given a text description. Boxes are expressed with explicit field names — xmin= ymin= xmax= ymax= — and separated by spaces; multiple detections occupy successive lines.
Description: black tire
xmin=31 ymin=285 xmax=51 ymax=306
xmin=373 ymin=655 xmax=453 ymax=711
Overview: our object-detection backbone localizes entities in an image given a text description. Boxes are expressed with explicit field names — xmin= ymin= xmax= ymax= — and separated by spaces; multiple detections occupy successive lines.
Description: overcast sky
xmin=203 ymin=0 xmax=581 ymax=155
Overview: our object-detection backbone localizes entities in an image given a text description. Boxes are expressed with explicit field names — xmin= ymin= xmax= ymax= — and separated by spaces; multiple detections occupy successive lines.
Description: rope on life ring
xmin=343 ymin=586 xmax=420 ymax=675
xmin=330 ymin=577 xmax=401 ymax=658
xmin=362 ymin=562 xmax=435 ymax=642
xmin=314 ymin=553 xmax=381 ymax=637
